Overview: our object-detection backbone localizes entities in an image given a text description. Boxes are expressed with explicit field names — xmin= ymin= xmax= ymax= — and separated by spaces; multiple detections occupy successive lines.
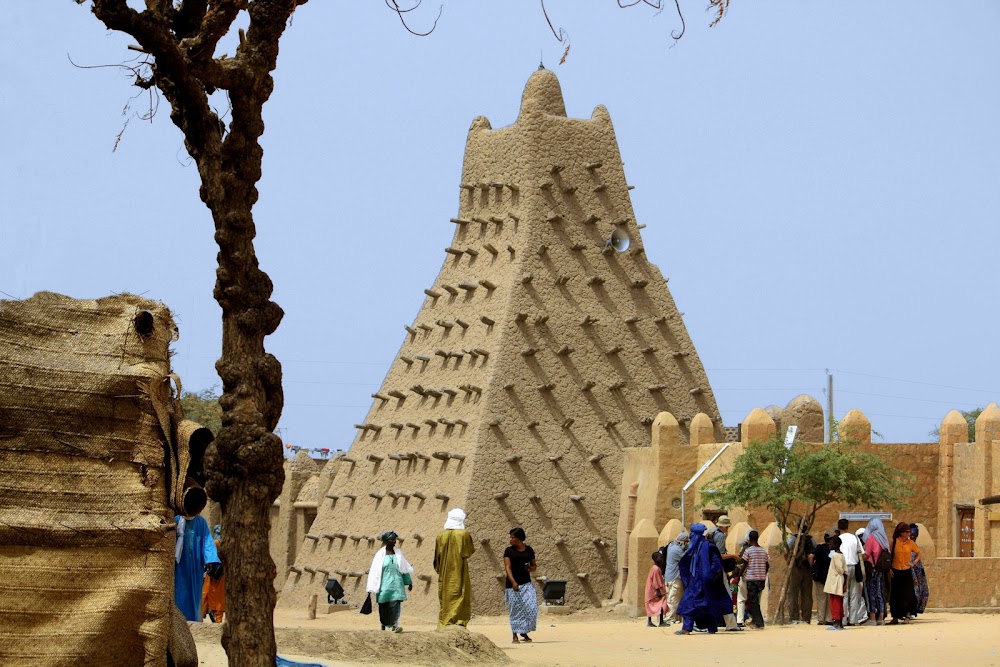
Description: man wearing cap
xmin=662 ymin=532 xmax=688 ymax=624
xmin=710 ymin=515 xmax=731 ymax=554
xmin=708 ymin=516 xmax=741 ymax=632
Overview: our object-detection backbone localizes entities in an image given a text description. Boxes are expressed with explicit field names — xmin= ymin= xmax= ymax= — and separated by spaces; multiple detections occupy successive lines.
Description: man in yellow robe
xmin=434 ymin=508 xmax=475 ymax=628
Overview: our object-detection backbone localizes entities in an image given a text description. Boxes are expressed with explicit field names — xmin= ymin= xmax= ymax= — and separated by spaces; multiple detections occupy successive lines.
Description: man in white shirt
xmin=836 ymin=518 xmax=868 ymax=625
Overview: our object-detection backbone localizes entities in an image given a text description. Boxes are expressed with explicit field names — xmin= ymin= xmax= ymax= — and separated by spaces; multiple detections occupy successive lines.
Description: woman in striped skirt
xmin=503 ymin=527 xmax=538 ymax=643
xmin=862 ymin=517 xmax=890 ymax=625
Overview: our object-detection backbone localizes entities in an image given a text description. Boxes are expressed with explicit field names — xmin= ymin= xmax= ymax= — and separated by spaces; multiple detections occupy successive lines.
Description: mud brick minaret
xmin=279 ymin=69 xmax=722 ymax=614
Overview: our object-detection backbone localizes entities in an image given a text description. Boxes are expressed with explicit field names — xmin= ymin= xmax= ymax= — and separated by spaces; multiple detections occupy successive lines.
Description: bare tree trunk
xmin=205 ymin=130 xmax=286 ymax=666
xmin=769 ymin=507 xmax=821 ymax=626
xmin=769 ymin=532 xmax=799 ymax=626
xmin=85 ymin=2 xmax=302 ymax=665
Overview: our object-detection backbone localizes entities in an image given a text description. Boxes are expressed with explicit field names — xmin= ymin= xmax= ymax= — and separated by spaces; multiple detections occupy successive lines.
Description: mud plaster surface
xmin=279 ymin=70 xmax=722 ymax=616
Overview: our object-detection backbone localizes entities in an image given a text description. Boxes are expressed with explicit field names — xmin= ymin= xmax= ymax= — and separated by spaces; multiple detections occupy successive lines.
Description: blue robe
xmin=676 ymin=533 xmax=733 ymax=620
xmin=174 ymin=515 xmax=220 ymax=622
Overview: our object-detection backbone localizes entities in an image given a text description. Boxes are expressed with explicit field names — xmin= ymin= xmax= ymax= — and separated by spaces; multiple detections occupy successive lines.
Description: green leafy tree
xmin=179 ymin=388 xmax=222 ymax=435
xmin=703 ymin=432 xmax=911 ymax=624
xmin=928 ymin=407 xmax=982 ymax=443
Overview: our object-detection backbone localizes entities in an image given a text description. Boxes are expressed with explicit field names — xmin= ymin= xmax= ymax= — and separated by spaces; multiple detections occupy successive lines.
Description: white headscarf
xmin=175 ymin=516 xmax=186 ymax=564
xmin=443 ymin=508 xmax=466 ymax=530
xmin=865 ymin=517 xmax=890 ymax=550
xmin=366 ymin=546 xmax=415 ymax=594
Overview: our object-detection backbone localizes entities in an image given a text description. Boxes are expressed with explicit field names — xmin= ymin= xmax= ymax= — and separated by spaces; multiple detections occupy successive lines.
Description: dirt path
xmin=194 ymin=608 xmax=1000 ymax=667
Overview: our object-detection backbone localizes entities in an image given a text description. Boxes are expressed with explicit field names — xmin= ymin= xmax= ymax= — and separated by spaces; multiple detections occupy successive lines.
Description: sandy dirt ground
xmin=194 ymin=607 xmax=1000 ymax=667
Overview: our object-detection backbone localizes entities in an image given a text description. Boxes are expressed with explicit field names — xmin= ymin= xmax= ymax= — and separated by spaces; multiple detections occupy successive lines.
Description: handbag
xmin=853 ymin=541 xmax=865 ymax=582
xmin=359 ymin=592 xmax=373 ymax=615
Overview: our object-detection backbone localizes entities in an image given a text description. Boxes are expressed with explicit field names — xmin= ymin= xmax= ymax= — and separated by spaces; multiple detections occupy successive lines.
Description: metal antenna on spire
xmin=539 ymin=50 xmax=545 ymax=70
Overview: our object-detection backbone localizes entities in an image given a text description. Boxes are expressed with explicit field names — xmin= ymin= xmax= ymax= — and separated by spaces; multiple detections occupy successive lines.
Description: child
xmin=646 ymin=551 xmax=670 ymax=627
xmin=823 ymin=535 xmax=847 ymax=631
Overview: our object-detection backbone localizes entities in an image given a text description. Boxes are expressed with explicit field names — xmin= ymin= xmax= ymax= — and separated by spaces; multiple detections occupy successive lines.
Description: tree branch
xmin=385 ymin=0 xmax=442 ymax=37
xmin=172 ymin=0 xmax=208 ymax=39
xmin=179 ymin=0 xmax=242 ymax=60
xmin=241 ymin=0 xmax=298 ymax=73
xmin=91 ymin=0 xmax=224 ymax=164
xmin=196 ymin=56 xmax=241 ymax=92
xmin=669 ymin=0 xmax=685 ymax=41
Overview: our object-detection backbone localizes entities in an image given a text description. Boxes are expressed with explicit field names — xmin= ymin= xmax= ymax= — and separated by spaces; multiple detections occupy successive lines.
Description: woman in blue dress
xmin=174 ymin=506 xmax=220 ymax=622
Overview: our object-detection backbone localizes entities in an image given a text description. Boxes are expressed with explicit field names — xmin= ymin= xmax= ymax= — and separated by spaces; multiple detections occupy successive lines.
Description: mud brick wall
xmin=695 ymin=438 xmax=940 ymax=544
xmin=926 ymin=558 xmax=1000 ymax=608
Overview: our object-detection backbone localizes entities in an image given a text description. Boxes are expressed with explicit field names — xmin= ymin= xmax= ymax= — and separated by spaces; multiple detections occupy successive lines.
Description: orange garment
xmin=891 ymin=537 xmax=919 ymax=570
xmin=201 ymin=539 xmax=225 ymax=622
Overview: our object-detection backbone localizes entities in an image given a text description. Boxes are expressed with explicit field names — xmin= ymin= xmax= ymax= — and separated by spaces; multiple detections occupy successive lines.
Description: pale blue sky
xmin=2 ymin=2 xmax=998 ymax=450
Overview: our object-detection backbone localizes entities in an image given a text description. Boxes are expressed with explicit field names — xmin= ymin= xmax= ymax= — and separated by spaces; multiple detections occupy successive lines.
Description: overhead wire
xmin=836 ymin=389 xmax=983 ymax=407
xmin=829 ymin=368 xmax=998 ymax=395
xmin=285 ymin=403 xmax=369 ymax=409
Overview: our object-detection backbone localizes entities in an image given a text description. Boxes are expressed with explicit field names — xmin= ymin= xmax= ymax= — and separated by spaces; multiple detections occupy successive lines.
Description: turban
xmin=443 ymin=508 xmax=466 ymax=530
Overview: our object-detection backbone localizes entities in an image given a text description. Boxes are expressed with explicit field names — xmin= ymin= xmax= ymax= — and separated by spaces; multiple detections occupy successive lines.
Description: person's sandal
xmin=520 ymin=635 xmax=532 ymax=643
xmin=887 ymin=619 xmax=899 ymax=625
xmin=674 ymin=629 xmax=690 ymax=635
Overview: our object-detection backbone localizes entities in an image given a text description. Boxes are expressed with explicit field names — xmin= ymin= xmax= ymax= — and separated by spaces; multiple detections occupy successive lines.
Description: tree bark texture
xmin=86 ymin=2 xmax=305 ymax=665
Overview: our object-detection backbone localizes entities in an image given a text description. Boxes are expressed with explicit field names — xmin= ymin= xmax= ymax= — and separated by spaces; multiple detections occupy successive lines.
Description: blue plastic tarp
xmin=276 ymin=657 xmax=326 ymax=667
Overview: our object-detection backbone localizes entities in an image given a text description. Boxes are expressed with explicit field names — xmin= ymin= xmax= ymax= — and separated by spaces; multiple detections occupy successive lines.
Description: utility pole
xmin=826 ymin=369 xmax=834 ymax=443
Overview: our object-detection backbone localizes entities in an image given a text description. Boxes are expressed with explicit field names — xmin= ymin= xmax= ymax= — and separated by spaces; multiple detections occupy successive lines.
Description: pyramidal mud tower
xmin=280 ymin=69 xmax=722 ymax=614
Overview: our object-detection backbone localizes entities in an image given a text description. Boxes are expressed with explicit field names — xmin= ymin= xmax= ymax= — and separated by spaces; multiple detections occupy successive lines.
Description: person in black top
xmin=811 ymin=534 xmax=833 ymax=625
xmin=784 ymin=522 xmax=816 ymax=624
xmin=503 ymin=527 xmax=538 ymax=643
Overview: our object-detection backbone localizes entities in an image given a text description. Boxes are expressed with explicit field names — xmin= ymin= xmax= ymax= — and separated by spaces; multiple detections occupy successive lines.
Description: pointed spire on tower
xmin=519 ymin=68 xmax=567 ymax=119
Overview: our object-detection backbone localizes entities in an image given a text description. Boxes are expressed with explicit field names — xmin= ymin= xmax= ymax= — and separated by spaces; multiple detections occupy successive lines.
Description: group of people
xmin=648 ymin=514 xmax=930 ymax=635
xmin=177 ymin=504 xmax=929 ymax=639
xmin=364 ymin=508 xmax=539 ymax=643
xmin=786 ymin=517 xmax=929 ymax=629
xmin=176 ymin=504 xmax=532 ymax=637
xmin=648 ymin=517 xmax=770 ymax=634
